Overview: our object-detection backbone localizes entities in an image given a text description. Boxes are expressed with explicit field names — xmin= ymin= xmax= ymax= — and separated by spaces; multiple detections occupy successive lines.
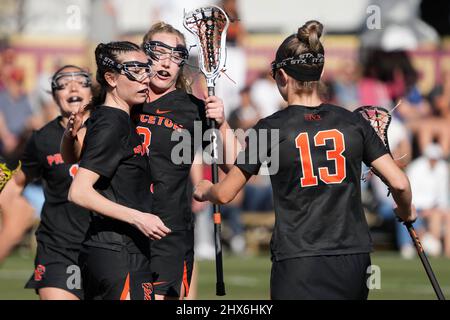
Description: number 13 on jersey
xmin=295 ymin=129 xmax=346 ymax=187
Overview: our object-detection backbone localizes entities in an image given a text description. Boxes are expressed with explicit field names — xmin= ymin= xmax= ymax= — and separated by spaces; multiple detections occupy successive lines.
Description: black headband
xmin=272 ymin=52 xmax=324 ymax=81
xmin=98 ymin=53 xmax=123 ymax=71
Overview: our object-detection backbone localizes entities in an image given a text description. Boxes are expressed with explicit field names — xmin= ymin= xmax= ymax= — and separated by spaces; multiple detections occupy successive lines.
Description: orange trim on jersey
xmin=182 ymin=261 xmax=190 ymax=297
xmin=213 ymin=213 xmax=221 ymax=224
xmin=120 ymin=273 xmax=130 ymax=300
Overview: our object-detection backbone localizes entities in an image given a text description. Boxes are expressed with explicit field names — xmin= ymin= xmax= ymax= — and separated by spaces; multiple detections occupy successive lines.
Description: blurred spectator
xmin=332 ymin=59 xmax=361 ymax=110
xmin=333 ymin=55 xmax=391 ymax=110
xmin=429 ymin=70 xmax=450 ymax=119
xmin=250 ymin=71 xmax=285 ymax=118
xmin=375 ymin=51 xmax=428 ymax=111
xmin=358 ymin=50 xmax=393 ymax=108
xmin=402 ymin=143 xmax=450 ymax=258
xmin=422 ymin=70 xmax=450 ymax=157
xmin=228 ymin=86 xmax=260 ymax=131
xmin=0 ymin=47 xmax=17 ymax=91
xmin=0 ymin=65 xmax=34 ymax=160
xmin=363 ymin=49 xmax=450 ymax=158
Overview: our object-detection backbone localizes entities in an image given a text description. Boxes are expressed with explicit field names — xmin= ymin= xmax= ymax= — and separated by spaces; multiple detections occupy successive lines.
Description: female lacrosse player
xmin=68 ymin=41 xmax=170 ymax=300
xmin=136 ymin=22 xmax=239 ymax=300
xmin=0 ymin=65 xmax=92 ymax=299
xmin=194 ymin=20 xmax=417 ymax=300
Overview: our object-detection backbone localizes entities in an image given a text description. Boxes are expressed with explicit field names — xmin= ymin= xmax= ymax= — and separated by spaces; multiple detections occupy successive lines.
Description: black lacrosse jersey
xmin=236 ymin=104 xmax=388 ymax=261
xmin=79 ymin=106 xmax=153 ymax=254
xmin=20 ymin=117 xmax=90 ymax=248
xmin=133 ymin=89 xmax=208 ymax=231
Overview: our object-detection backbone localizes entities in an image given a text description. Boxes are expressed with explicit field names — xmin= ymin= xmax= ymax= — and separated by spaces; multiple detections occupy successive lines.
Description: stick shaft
xmin=405 ymin=222 xmax=445 ymax=300
xmin=207 ymin=85 xmax=226 ymax=296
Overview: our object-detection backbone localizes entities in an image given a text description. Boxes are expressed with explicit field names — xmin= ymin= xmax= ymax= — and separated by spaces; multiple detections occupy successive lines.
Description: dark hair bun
xmin=297 ymin=20 xmax=323 ymax=52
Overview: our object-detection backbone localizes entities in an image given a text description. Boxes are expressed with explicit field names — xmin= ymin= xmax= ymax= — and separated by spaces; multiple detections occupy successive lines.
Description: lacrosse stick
xmin=354 ymin=105 xmax=445 ymax=300
xmin=184 ymin=5 xmax=229 ymax=296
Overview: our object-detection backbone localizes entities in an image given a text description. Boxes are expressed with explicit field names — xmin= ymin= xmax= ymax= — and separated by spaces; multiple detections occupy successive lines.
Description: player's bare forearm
xmin=371 ymin=154 xmax=415 ymax=222
xmin=68 ymin=167 xmax=170 ymax=239
xmin=218 ymin=121 xmax=242 ymax=173
xmin=195 ymin=166 xmax=250 ymax=204
xmin=68 ymin=168 xmax=140 ymax=224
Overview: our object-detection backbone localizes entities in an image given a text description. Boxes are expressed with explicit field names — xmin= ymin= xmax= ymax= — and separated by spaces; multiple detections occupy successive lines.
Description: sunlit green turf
xmin=1 ymin=250 xmax=449 ymax=300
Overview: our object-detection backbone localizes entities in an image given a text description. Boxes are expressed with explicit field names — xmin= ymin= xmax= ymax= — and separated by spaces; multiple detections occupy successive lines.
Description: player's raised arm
xmin=60 ymin=106 xmax=88 ymax=164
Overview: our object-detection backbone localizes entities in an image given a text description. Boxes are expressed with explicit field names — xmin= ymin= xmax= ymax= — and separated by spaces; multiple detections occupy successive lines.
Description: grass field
xmin=1 ymin=250 xmax=449 ymax=300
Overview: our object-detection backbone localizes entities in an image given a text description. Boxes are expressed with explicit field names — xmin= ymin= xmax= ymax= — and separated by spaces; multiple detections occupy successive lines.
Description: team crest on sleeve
xmin=69 ymin=164 xmax=79 ymax=178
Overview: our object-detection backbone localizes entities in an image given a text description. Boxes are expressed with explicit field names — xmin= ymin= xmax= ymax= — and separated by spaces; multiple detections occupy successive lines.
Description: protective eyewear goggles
xmin=143 ymin=41 xmax=189 ymax=66
xmin=52 ymin=71 xmax=92 ymax=90
xmin=120 ymin=60 xmax=154 ymax=82
xmin=98 ymin=54 xmax=154 ymax=82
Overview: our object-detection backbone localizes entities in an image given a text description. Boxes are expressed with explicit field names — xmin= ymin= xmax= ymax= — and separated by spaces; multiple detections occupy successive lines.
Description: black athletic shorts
xmin=79 ymin=246 xmax=154 ymax=300
xmin=25 ymin=241 xmax=84 ymax=299
xmin=150 ymin=229 xmax=194 ymax=297
xmin=270 ymin=253 xmax=371 ymax=300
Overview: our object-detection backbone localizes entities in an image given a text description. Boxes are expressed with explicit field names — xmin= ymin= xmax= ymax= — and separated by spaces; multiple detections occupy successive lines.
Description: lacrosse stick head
xmin=354 ymin=106 xmax=393 ymax=184
xmin=183 ymin=5 xmax=230 ymax=88
xmin=354 ymin=105 xmax=392 ymax=153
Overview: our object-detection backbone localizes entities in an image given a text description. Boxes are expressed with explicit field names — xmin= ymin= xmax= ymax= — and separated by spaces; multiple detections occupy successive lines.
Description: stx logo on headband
xmin=272 ymin=53 xmax=324 ymax=70
xmin=98 ymin=54 xmax=120 ymax=69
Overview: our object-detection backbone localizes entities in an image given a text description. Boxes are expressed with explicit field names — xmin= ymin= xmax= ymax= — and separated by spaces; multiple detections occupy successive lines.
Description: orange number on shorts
xmin=295 ymin=129 xmax=346 ymax=187
xmin=136 ymin=126 xmax=152 ymax=155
